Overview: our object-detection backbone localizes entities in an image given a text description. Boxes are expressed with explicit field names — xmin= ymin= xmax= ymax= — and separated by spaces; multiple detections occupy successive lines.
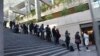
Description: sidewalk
xmin=63 ymin=45 xmax=97 ymax=56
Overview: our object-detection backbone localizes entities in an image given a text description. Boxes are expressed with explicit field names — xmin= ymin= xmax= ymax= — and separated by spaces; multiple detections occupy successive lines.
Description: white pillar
xmin=25 ymin=0 xmax=28 ymax=15
xmin=27 ymin=0 xmax=31 ymax=13
xmin=13 ymin=12 xmax=16 ymax=21
xmin=51 ymin=0 xmax=55 ymax=5
xmin=35 ymin=0 xmax=41 ymax=22
xmin=89 ymin=0 xmax=100 ymax=56
xmin=0 ymin=0 xmax=4 ymax=56
xmin=25 ymin=0 xmax=31 ymax=15
xmin=8 ymin=9 xmax=11 ymax=21
xmin=8 ymin=0 xmax=11 ymax=21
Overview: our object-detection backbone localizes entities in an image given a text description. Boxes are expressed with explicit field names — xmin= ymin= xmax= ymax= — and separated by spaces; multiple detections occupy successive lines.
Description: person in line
xmin=83 ymin=31 xmax=90 ymax=51
xmin=55 ymin=28 xmax=61 ymax=44
xmin=14 ymin=24 xmax=19 ymax=33
xmin=20 ymin=24 xmax=24 ymax=33
xmin=52 ymin=26 xmax=57 ymax=44
xmin=26 ymin=24 xmax=29 ymax=34
xmin=34 ymin=24 xmax=37 ymax=35
xmin=9 ymin=21 xmax=13 ymax=29
xmin=19 ymin=24 xmax=22 ymax=33
xmin=37 ymin=25 xmax=40 ymax=37
xmin=32 ymin=24 xmax=35 ymax=35
xmin=12 ymin=21 xmax=15 ymax=29
xmin=29 ymin=23 xmax=33 ymax=34
xmin=65 ymin=30 xmax=70 ymax=50
xmin=40 ymin=24 xmax=45 ymax=40
xmin=23 ymin=24 xmax=28 ymax=34
xmin=45 ymin=25 xmax=52 ymax=42
xmin=3 ymin=21 xmax=7 ymax=28
xmin=75 ymin=31 xmax=81 ymax=51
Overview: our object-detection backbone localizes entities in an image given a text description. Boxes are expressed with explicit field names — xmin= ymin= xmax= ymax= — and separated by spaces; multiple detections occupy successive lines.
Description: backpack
xmin=69 ymin=45 xmax=74 ymax=51
xmin=61 ymin=44 xmax=66 ymax=47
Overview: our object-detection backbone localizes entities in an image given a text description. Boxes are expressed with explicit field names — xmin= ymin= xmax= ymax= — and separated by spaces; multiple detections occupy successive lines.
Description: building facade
xmin=37 ymin=10 xmax=94 ymax=44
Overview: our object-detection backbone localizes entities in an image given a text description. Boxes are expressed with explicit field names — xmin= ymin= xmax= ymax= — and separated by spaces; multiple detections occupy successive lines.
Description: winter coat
xmin=83 ymin=33 xmax=89 ymax=45
xmin=55 ymin=29 xmax=61 ymax=38
xmin=52 ymin=28 xmax=56 ymax=37
xmin=75 ymin=34 xmax=81 ymax=44
xmin=65 ymin=34 xmax=70 ymax=43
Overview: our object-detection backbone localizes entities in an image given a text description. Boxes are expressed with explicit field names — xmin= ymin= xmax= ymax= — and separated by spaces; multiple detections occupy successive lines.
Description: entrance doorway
xmin=80 ymin=23 xmax=95 ymax=45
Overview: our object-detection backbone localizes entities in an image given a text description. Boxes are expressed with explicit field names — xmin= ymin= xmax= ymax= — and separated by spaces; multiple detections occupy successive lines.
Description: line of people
xmin=65 ymin=30 xmax=91 ymax=51
xmin=7 ymin=22 xmax=91 ymax=52
xmin=10 ymin=23 xmax=61 ymax=45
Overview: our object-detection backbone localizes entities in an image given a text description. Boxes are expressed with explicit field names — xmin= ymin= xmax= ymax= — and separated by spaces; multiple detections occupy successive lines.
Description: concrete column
xmin=25 ymin=0 xmax=29 ymax=15
xmin=7 ymin=10 xmax=9 ymax=21
xmin=25 ymin=0 xmax=31 ymax=21
xmin=88 ymin=0 xmax=100 ymax=56
xmin=13 ymin=12 xmax=16 ymax=21
xmin=8 ymin=0 xmax=11 ymax=21
xmin=35 ymin=0 xmax=41 ymax=22
xmin=27 ymin=0 xmax=31 ymax=13
xmin=93 ymin=20 xmax=100 ymax=56
xmin=8 ymin=9 xmax=11 ymax=21
xmin=0 ymin=0 xmax=4 ymax=56
xmin=51 ymin=0 xmax=55 ymax=5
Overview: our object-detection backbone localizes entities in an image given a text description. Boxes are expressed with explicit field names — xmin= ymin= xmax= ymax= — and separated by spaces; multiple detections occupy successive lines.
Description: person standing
xmin=12 ymin=21 xmax=15 ymax=29
xmin=3 ymin=21 xmax=7 ymax=28
xmin=40 ymin=24 xmax=45 ymax=39
xmin=83 ymin=31 xmax=90 ymax=51
xmin=65 ymin=30 xmax=70 ymax=50
xmin=37 ymin=25 xmax=40 ymax=37
xmin=52 ymin=26 xmax=57 ymax=44
xmin=75 ymin=32 xmax=81 ymax=51
xmin=45 ymin=25 xmax=52 ymax=42
xmin=34 ymin=24 xmax=38 ymax=36
xmin=14 ymin=24 xmax=19 ymax=33
xmin=34 ymin=24 xmax=37 ymax=35
xmin=20 ymin=24 xmax=24 ymax=33
xmin=55 ymin=28 xmax=61 ymax=44
xmin=9 ymin=21 xmax=13 ymax=29
xmin=32 ymin=24 xmax=35 ymax=35
xmin=29 ymin=23 xmax=33 ymax=34
xmin=23 ymin=24 xmax=28 ymax=34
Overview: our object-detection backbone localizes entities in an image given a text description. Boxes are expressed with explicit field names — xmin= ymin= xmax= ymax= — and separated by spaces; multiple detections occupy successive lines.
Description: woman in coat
xmin=55 ymin=28 xmax=61 ymax=44
xmin=75 ymin=32 xmax=81 ymax=51
xmin=83 ymin=31 xmax=90 ymax=51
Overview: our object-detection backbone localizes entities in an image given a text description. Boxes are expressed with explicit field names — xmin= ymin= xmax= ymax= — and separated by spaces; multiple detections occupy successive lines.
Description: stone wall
xmin=37 ymin=10 xmax=92 ymax=44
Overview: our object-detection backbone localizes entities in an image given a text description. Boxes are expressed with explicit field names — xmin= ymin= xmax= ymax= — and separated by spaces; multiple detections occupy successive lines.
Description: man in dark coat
xmin=29 ymin=23 xmax=33 ymax=34
xmin=45 ymin=25 xmax=51 ymax=42
xmin=40 ymin=24 xmax=45 ymax=39
xmin=55 ymin=28 xmax=61 ymax=44
xmin=52 ymin=26 xmax=57 ymax=44
xmin=65 ymin=30 xmax=70 ymax=49
xmin=23 ymin=24 xmax=28 ymax=34
xmin=34 ymin=24 xmax=36 ymax=35
xmin=14 ymin=24 xmax=19 ymax=33
xmin=9 ymin=21 xmax=13 ymax=29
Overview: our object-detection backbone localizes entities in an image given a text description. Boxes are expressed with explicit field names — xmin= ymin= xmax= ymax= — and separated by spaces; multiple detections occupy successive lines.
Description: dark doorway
xmin=80 ymin=23 xmax=95 ymax=45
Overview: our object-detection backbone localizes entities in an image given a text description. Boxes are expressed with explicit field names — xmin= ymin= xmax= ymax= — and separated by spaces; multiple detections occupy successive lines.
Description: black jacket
xmin=75 ymin=34 xmax=81 ymax=44
xmin=52 ymin=28 xmax=56 ymax=37
xmin=46 ymin=27 xmax=51 ymax=35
